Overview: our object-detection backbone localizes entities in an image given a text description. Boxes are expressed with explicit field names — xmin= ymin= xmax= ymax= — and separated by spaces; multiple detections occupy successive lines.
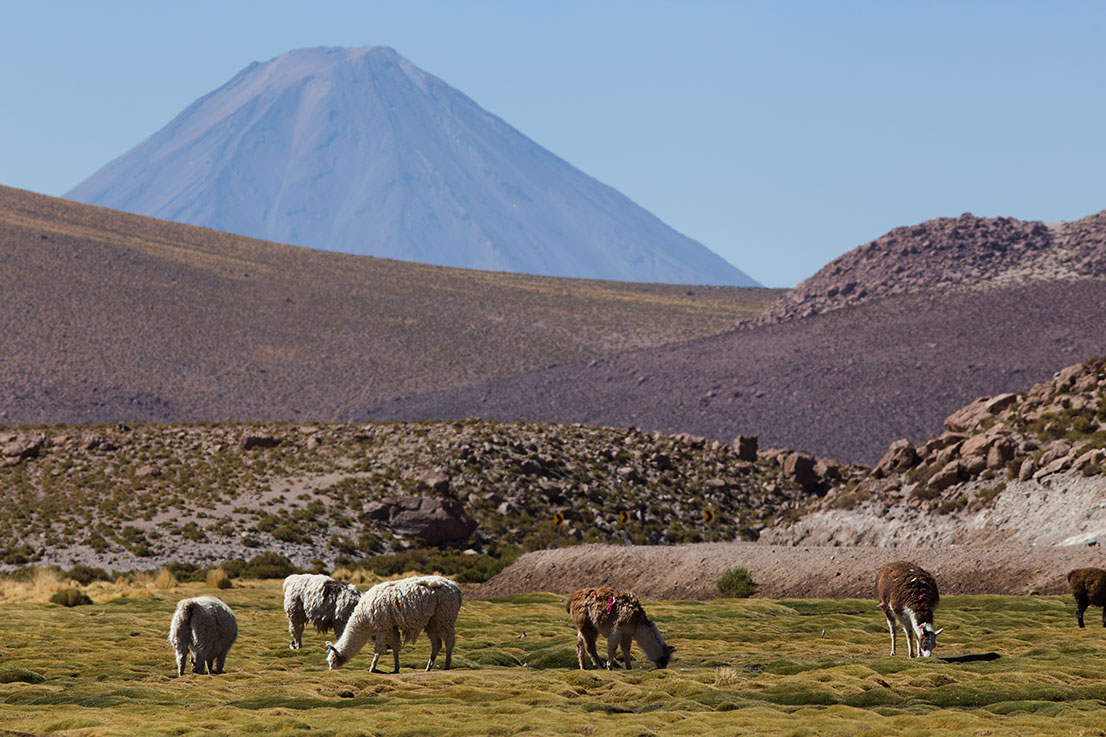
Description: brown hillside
xmin=0 ymin=185 xmax=779 ymax=425
xmin=366 ymin=278 xmax=1106 ymax=463
xmin=758 ymin=210 xmax=1106 ymax=324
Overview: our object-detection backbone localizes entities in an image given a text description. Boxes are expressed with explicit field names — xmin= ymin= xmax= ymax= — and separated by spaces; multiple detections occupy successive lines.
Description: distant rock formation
xmin=759 ymin=210 xmax=1106 ymax=323
xmin=66 ymin=46 xmax=758 ymax=286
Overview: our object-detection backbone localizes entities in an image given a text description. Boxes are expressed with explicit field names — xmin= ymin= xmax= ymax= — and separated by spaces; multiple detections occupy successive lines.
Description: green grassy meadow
xmin=2 ymin=581 xmax=1106 ymax=736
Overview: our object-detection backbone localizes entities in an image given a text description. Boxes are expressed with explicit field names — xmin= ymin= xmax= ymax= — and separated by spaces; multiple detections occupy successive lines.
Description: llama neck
xmin=632 ymin=620 xmax=668 ymax=662
xmin=903 ymin=606 xmax=932 ymax=636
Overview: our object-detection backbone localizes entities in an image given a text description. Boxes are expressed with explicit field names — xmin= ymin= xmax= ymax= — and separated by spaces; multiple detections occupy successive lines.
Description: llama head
xmin=653 ymin=644 xmax=676 ymax=669
xmin=325 ymin=641 xmax=343 ymax=670
xmin=919 ymin=625 xmax=943 ymax=657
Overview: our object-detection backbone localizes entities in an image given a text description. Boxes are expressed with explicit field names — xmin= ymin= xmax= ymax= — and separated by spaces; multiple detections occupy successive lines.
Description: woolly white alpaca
xmin=325 ymin=575 xmax=462 ymax=673
xmin=168 ymin=595 xmax=238 ymax=676
xmin=283 ymin=574 xmax=363 ymax=649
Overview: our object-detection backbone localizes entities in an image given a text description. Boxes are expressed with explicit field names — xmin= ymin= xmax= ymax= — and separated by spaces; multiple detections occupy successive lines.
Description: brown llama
xmin=1067 ymin=568 xmax=1106 ymax=628
xmin=875 ymin=561 xmax=943 ymax=657
xmin=566 ymin=587 xmax=674 ymax=670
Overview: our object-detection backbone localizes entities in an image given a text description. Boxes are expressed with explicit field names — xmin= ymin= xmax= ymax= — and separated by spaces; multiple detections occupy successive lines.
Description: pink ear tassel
xmin=606 ymin=595 xmax=616 ymax=615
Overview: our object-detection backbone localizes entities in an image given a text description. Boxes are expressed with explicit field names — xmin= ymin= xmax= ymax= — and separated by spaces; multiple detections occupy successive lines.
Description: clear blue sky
xmin=3 ymin=1 xmax=1105 ymax=287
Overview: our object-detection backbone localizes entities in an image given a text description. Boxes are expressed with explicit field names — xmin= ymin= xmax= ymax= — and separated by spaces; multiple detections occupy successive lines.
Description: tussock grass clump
xmin=154 ymin=568 xmax=178 ymax=589
xmin=49 ymin=587 xmax=92 ymax=607
xmin=206 ymin=567 xmax=232 ymax=589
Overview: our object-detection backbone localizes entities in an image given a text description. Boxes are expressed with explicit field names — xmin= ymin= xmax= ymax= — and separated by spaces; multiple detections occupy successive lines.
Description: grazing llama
xmin=567 ymin=587 xmax=675 ymax=670
xmin=168 ymin=595 xmax=238 ymax=676
xmin=282 ymin=573 xmax=362 ymax=649
xmin=325 ymin=575 xmax=462 ymax=673
xmin=876 ymin=561 xmax=943 ymax=657
xmin=1067 ymin=568 xmax=1106 ymax=628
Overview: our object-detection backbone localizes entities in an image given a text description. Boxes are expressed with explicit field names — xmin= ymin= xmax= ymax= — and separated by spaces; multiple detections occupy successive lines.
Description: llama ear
xmin=325 ymin=642 xmax=334 ymax=653
xmin=934 ymin=628 xmax=944 ymax=636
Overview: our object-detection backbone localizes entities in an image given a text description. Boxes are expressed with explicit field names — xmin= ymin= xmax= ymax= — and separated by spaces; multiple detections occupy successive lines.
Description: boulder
xmin=1054 ymin=363 xmax=1085 ymax=389
xmin=1033 ymin=456 xmax=1072 ymax=481
xmin=873 ymin=440 xmax=918 ymax=478
xmin=240 ymin=434 xmax=281 ymax=450
xmin=1073 ymin=449 xmax=1106 ymax=476
xmin=814 ymin=458 xmax=842 ymax=482
xmin=1018 ymin=457 xmax=1035 ymax=481
xmin=928 ymin=461 xmax=962 ymax=491
xmin=986 ymin=438 xmax=1017 ymax=470
xmin=934 ymin=442 xmax=962 ymax=468
xmin=368 ymin=496 xmax=477 ymax=545
xmin=959 ymin=434 xmax=992 ymax=460
xmin=733 ymin=435 xmax=758 ymax=462
xmin=419 ymin=472 xmax=451 ymax=494
xmin=1 ymin=434 xmax=45 ymax=462
xmin=781 ymin=452 xmax=817 ymax=489
xmin=944 ymin=393 xmax=1017 ymax=433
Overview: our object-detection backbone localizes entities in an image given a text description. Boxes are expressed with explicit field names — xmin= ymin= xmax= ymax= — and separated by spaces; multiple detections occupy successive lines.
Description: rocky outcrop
xmin=364 ymin=496 xmax=477 ymax=546
xmin=758 ymin=210 xmax=1106 ymax=325
xmin=0 ymin=434 xmax=46 ymax=467
xmin=764 ymin=357 xmax=1106 ymax=547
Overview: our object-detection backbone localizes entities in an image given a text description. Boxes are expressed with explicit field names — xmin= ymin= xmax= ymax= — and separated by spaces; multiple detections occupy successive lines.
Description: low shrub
xmin=50 ymin=588 xmax=92 ymax=607
xmin=1 ymin=544 xmax=40 ymax=566
xmin=65 ymin=565 xmax=110 ymax=585
xmin=717 ymin=567 xmax=758 ymax=598
xmin=241 ymin=552 xmax=297 ymax=579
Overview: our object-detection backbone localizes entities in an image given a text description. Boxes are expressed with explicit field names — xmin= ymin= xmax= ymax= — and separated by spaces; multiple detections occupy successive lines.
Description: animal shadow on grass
xmin=939 ymin=653 xmax=1000 ymax=663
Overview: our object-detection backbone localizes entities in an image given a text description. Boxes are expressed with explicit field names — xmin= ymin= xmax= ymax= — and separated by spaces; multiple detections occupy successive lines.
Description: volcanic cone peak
xmin=758 ymin=209 xmax=1106 ymax=325
xmin=66 ymin=46 xmax=758 ymax=286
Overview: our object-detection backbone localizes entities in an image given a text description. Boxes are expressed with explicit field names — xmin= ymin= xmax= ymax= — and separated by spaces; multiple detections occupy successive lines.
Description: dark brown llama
xmin=566 ymin=587 xmax=674 ymax=670
xmin=875 ymin=561 xmax=943 ymax=657
xmin=1067 ymin=568 xmax=1106 ymax=628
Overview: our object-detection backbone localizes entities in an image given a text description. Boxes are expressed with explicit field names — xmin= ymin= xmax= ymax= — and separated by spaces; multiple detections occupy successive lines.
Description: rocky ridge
xmin=758 ymin=210 xmax=1106 ymax=324
xmin=763 ymin=357 xmax=1106 ymax=547
xmin=0 ymin=420 xmax=862 ymax=571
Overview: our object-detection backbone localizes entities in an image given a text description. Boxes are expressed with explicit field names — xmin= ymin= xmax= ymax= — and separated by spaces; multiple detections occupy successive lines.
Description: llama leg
xmin=582 ymin=629 xmax=604 ymax=669
xmin=620 ymin=633 xmax=633 ymax=670
xmin=1075 ymin=596 xmax=1088 ymax=627
xmin=215 ymin=648 xmax=228 ymax=674
xmin=390 ymin=630 xmax=402 ymax=674
xmin=289 ymin=615 xmax=305 ymax=650
xmin=900 ymin=622 xmax=914 ymax=658
xmin=884 ymin=616 xmax=896 ymax=656
xmin=426 ymin=632 xmax=442 ymax=671
xmin=175 ymin=650 xmax=187 ymax=677
xmin=369 ymin=632 xmax=389 ymax=673
xmin=576 ymin=632 xmax=589 ymax=669
xmin=443 ymin=627 xmax=455 ymax=670
xmin=605 ymin=633 xmax=622 ymax=669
